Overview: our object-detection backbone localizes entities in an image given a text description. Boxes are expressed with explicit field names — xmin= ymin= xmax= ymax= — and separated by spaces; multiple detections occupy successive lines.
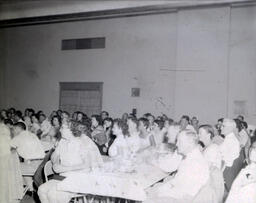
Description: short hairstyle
xmin=15 ymin=110 xmax=23 ymax=119
xmin=181 ymin=115 xmax=190 ymax=122
xmin=70 ymin=122 xmax=82 ymax=137
xmin=237 ymin=115 xmax=244 ymax=121
xmin=223 ymin=118 xmax=236 ymax=128
xmin=8 ymin=107 xmax=16 ymax=113
xmin=166 ymin=118 xmax=174 ymax=125
xmin=113 ymin=118 xmax=129 ymax=136
xmin=76 ymin=111 xmax=83 ymax=116
xmin=143 ymin=113 xmax=151 ymax=118
xmin=154 ymin=119 xmax=165 ymax=130
xmin=241 ymin=121 xmax=248 ymax=129
xmin=28 ymin=108 xmax=35 ymax=115
xmin=101 ymin=111 xmax=109 ymax=117
xmin=103 ymin=117 xmax=113 ymax=125
xmin=91 ymin=114 xmax=103 ymax=126
xmin=51 ymin=115 xmax=62 ymax=126
xmin=31 ymin=113 xmax=39 ymax=121
xmin=178 ymin=129 xmax=198 ymax=145
xmin=127 ymin=116 xmax=139 ymax=129
xmin=4 ymin=119 xmax=13 ymax=126
xmin=138 ymin=117 xmax=149 ymax=129
xmin=14 ymin=122 xmax=26 ymax=131
xmin=234 ymin=118 xmax=243 ymax=132
xmin=62 ymin=111 xmax=70 ymax=117
xmin=36 ymin=110 xmax=44 ymax=117
xmin=39 ymin=114 xmax=46 ymax=119
xmin=199 ymin=124 xmax=215 ymax=139
xmin=147 ymin=114 xmax=155 ymax=120
xmin=217 ymin=118 xmax=224 ymax=123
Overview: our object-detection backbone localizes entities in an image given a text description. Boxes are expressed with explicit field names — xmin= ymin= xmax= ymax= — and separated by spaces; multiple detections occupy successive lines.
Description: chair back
xmin=44 ymin=160 xmax=54 ymax=182
xmin=210 ymin=166 xmax=224 ymax=203
xmin=192 ymin=177 xmax=217 ymax=203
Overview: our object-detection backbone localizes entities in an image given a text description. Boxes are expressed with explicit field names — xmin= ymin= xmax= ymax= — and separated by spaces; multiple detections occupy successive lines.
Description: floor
xmin=21 ymin=193 xmax=37 ymax=203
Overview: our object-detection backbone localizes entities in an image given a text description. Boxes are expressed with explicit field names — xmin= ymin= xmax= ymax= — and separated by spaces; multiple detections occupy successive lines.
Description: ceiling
xmin=0 ymin=0 xmax=255 ymax=27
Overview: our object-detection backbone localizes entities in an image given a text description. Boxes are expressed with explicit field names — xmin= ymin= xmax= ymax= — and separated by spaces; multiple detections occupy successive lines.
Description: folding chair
xmin=43 ymin=161 xmax=88 ymax=203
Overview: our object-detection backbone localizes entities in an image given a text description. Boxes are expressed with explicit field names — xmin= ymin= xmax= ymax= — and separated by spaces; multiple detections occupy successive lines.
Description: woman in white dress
xmin=108 ymin=119 xmax=130 ymax=159
xmin=126 ymin=116 xmax=141 ymax=154
xmin=138 ymin=117 xmax=155 ymax=150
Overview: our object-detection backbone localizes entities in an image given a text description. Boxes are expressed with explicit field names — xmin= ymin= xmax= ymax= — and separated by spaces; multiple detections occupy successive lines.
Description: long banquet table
xmin=57 ymin=150 xmax=181 ymax=202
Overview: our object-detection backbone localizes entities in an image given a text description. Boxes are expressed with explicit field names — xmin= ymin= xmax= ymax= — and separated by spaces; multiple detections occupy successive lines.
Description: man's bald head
xmin=221 ymin=118 xmax=236 ymax=135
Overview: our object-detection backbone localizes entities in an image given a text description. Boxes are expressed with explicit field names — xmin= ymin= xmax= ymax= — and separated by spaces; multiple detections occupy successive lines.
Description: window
xmin=61 ymin=37 xmax=105 ymax=50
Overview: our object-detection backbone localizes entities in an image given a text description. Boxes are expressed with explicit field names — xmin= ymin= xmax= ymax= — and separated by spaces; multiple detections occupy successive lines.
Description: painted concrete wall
xmin=228 ymin=5 xmax=256 ymax=123
xmin=1 ymin=5 xmax=256 ymax=124
xmin=2 ymin=13 xmax=177 ymax=118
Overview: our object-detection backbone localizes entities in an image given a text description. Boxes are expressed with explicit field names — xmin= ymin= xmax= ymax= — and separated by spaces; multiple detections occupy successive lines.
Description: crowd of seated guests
xmin=1 ymin=107 xmax=256 ymax=203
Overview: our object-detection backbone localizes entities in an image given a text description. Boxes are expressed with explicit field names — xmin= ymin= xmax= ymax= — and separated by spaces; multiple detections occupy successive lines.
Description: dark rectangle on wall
xmin=61 ymin=37 xmax=105 ymax=50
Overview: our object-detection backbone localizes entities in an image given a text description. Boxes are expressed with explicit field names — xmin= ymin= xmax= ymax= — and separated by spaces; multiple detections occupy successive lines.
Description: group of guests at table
xmin=1 ymin=107 xmax=256 ymax=203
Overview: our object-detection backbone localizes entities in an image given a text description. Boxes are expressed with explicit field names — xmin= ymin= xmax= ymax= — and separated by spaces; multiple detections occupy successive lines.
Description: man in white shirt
xmin=220 ymin=119 xmax=240 ymax=168
xmin=145 ymin=130 xmax=210 ymax=203
xmin=225 ymin=142 xmax=256 ymax=203
xmin=220 ymin=119 xmax=242 ymax=191
xmin=10 ymin=122 xmax=45 ymax=160
xmin=179 ymin=115 xmax=196 ymax=132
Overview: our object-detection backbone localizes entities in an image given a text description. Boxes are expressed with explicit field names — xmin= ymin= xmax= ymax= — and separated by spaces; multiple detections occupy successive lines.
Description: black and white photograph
xmin=0 ymin=0 xmax=256 ymax=203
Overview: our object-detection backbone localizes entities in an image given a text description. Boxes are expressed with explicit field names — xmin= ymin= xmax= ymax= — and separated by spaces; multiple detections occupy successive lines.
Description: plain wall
xmin=1 ymin=4 xmax=256 ymax=125
xmin=228 ymin=5 xmax=256 ymax=123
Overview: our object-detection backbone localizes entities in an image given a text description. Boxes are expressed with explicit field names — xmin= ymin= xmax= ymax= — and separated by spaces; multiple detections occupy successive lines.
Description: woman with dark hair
xmin=61 ymin=111 xmax=70 ymax=127
xmin=71 ymin=111 xmax=78 ymax=121
xmin=121 ymin=113 xmax=129 ymax=123
xmin=103 ymin=117 xmax=115 ymax=155
xmin=164 ymin=118 xmax=174 ymax=130
xmin=108 ymin=119 xmax=129 ymax=159
xmin=76 ymin=111 xmax=84 ymax=122
xmin=24 ymin=115 xmax=32 ymax=132
xmin=31 ymin=113 xmax=41 ymax=136
xmin=48 ymin=115 xmax=62 ymax=142
xmin=49 ymin=110 xmax=57 ymax=121
xmin=24 ymin=108 xmax=30 ymax=117
xmin=138 ymin=117 xmax=155 ymax=150
xmin=91 ymin=114 xmax=107 ymax=155
xmin=56 ymin=109 xmax=62 ymax=118
xmin=8 ymin=108 xmax=16 ymax=121
xmin=1 ymin=109 xmax=8 ymax=120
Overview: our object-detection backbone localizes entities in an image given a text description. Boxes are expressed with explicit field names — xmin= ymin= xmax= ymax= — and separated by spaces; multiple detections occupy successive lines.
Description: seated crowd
xmin=1 ymin=107 xmax=256 ymax=203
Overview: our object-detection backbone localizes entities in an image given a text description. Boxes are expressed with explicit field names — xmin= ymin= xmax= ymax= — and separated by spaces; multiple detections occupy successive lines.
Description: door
xmin=59 ymin=82 xmax=103 ymax=116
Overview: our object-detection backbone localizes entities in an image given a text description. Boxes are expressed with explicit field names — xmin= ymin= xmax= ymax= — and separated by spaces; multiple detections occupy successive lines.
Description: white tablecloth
xmin=58 ymin=163 xmax=168 ymax=201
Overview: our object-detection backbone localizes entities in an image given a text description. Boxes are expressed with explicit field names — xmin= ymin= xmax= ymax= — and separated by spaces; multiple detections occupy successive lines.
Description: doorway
xmin=59 ymin=82 xmax=103 ymax=116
